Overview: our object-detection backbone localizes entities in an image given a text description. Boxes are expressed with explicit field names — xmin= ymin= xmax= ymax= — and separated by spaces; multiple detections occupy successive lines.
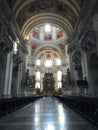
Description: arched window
xmin=57 ymin=71 xmax=62 ymax=81
xmin=56 ymin=59 xmax=61 ymax=65
xmin=36 ymin=71 xmax=40 ymax=80
xmin=36 ymin=59 xmax=40 ymax=66
xmin=45 ymin=24 xmax=51 ymax=32
xmin=35 ymin=82 xmax=40 ymax=88
xmin=45 ymin=59 xmax=52 ymax=67
xmin=58 ymin=82 xmax=62 ymax=88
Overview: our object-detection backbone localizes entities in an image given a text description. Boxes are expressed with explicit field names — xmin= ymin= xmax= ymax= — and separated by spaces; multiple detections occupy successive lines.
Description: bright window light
xmin=45 ymin=59 xmax=52 ymax=67
xmin=36 ymin=59 xmax=40 ymax=66
xmin=13 ymin=42 xmax=17 ymax=53
xmin=45 ymin=124 xmax=55 ymax=130
xmin=57 ymin=71 xmax=62 ymax=81
xmin=36 ymin=71 xmax=40 ymax=80
xmin=45 ymin=24 xmax=51 ymax=32
xmin=58 ymin=82 xmax=62 ymax=88
xmin=57 ymin=59 xmax=61 ymax=65
xmin=35 ymin=82 xmax=40 ymax=88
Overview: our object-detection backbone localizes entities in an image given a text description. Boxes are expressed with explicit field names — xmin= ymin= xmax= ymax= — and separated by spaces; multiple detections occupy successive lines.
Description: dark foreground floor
xmin=0 ymin=97 xmax=97 ymax=130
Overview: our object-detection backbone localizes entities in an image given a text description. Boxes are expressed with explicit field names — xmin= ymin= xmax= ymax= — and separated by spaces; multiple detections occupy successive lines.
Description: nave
xmin=0 ymin=97 xmax=97 ymax=130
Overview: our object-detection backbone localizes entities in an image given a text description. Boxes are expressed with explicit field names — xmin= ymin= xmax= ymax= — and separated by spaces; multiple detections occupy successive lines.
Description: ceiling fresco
xmin=15 ymin=0 xmax=77 ymax=30
xmin=6 ymin=0 xmax=82 ymax=57
xmin=6 ymin=0 xmax=80 ymax=30
xmin=34 ymin=46 xmax=61 ymax=60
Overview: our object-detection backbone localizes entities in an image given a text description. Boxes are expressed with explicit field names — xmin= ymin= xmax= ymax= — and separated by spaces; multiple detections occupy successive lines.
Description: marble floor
xmin=0 ymin=97 xmax=97 ymax=130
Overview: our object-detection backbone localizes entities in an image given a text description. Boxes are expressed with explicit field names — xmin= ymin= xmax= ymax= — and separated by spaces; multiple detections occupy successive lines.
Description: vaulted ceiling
xmin=7 ymin=0 xmax=83 ymax=37
xmin=6 ymin=0 xmax=84 ymax=58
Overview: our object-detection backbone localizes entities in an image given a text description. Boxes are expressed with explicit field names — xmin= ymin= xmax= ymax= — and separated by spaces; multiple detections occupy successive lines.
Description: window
xmin=36 ymin=71 xmax=40 ymax=80
xmin=56 ymin=59 xmax=61 ymax=66
xmin=36 ymin=59 xmax=40 ymax=66
xmin=45 ymin=59 xmax=52 ymax=67
xmin=58 ymin=82 xmax=62 ymax=88
xmin=13 ymin=42 xmax=17 ymax=54
xmin=35 ymin=82 xmax=40 ymax=88
xmin=57 ymin=71 xmax=62 ymax=81
xmin=45 ymin=24 xmax=51 ymax=32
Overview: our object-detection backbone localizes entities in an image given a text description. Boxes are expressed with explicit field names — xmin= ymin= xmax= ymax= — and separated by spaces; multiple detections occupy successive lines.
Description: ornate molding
xmin=0 ymin=4 xmax=17 ymax=42
xmin=20 ymin=39 xmax=28 ymax=54
xmin=13 ymin=51 xmax=23 ymax=64
xmin=67 ymin=43 xmax=76 ymax=54
xmin=0 ymin=16 xmax=17 ymax=54
xmin=72 ymin=50 xmax=81 ymax=64
xmin=0 ymin=27 xmax=13 ymax=54
xmin=80 ymin=31 xmax=96 ymax=52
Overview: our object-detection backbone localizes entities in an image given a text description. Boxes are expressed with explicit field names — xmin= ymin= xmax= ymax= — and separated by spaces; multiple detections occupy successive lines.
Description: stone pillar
xmin=3 ymin=52 xmax=13 ymax=97
xmin=62 ymin=60 xmax=66 ymax=75
xmin=26 ymin=42 xmax=34 ymax=76
xmin=21 ymin=54 xmax=26 ymax=95
xmin=93 ymin=13 xmax=98 ymax=53
xmin=81 ymin=51 xmax=94 ymax=96
xmin=0 ymin=54 xmax=7 ymax=97
xmin=69 ymin=54 xmax=76 ymax=95
xmin=81 ymin=51 xmax=88 ymax=78
xmin=11 ymin=65 xmax=21 ymax=97
xmin=16 ymin=65 xmax=22 ymax=96
xmin=11 ymin=51 xmax=23 ymax=97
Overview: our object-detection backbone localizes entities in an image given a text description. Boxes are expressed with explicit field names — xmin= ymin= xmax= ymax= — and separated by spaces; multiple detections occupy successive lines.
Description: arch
xmin=35 ymin=82 xmax=40 ymax=88
xmin=13 ymin=0 xmax=80 ymax=18
xmin=34 ymin=44 xmax=63 ymax=58
xmin=21 ymin=13 xmax=73 ymax=39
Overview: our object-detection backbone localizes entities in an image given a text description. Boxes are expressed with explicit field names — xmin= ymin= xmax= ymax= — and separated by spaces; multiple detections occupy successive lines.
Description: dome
xmin=29 ymin=24 xmax=68 ymax=45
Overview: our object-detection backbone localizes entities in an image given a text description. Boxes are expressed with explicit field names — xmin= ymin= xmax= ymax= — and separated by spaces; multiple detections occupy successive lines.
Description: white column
xmin=81 ymin=51 xmax=94 ymax=96
xmin=3 ymin=52 xmax=13 ymax=97
xmin=40 ymin=26 xmax=44 ymax=40
xmin=81 ymin=51 xmax=87 ymax=77
xmin=52 ymin=26 xmax=56 ymax=40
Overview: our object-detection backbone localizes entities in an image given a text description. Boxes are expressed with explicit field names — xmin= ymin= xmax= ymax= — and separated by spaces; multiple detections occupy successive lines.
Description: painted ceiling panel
xmin=5 ymin=0 xmax=82 ymax=56
xmin=15 ymin=0 xmax=77 ymax=29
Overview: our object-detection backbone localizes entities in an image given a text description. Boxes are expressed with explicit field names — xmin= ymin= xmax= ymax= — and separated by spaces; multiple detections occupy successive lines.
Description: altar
xmin=43 ymin=72 xmax=55 ymax=95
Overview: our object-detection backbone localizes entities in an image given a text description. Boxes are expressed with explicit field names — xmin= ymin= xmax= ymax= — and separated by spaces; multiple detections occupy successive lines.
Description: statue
xmin=25 ymin=69 xmax=35 ymax=87
xmin=25 ymin=69 xmax=30 ymax=86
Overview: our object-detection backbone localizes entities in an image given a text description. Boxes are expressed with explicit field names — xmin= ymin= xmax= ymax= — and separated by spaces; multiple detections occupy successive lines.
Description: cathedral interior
xmin=0 ymin=0 xmax=98 ymax=130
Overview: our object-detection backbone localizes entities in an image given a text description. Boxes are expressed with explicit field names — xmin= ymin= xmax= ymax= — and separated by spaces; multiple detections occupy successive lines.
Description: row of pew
xmin=0 ymin=96 xmax=42 ymax=117
xmin=56 ymin=95 xmax=98 ymax=127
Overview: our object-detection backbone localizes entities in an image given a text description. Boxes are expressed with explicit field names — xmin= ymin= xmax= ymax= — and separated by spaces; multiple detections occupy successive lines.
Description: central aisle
xmin=0 ymin=97 xmax=97 ymax=130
